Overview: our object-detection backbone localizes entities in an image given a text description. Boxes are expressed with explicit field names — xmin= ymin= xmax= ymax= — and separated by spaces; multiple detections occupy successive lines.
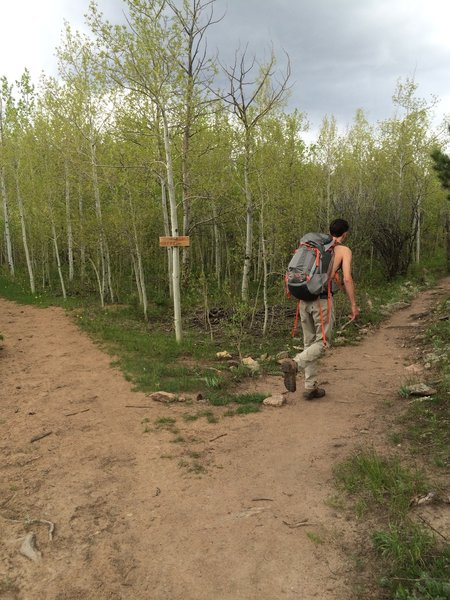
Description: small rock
xmin=148 ymin=391 xmax=182 ymax=403
xmin=216 ymin=351 xmax=232 ymax=360
xmin=242 ymin=357 xmax=260 ymax=372
xmin=404 ymin=383 xmax=437 ymax=397
xmin=20 ymin=532 xmax=42 ymax=562
xmin=404 ymin=363 xmax=424 ymax=375
xmin=276 ymin=351 xmax=290 ymax=360
xmin=359 ymin=328 xmax=369 ymax=335
xmin=263 ymin=394 xmax=287 ymax=407
xmin=410 ymin=492 xmax=437 ymax=507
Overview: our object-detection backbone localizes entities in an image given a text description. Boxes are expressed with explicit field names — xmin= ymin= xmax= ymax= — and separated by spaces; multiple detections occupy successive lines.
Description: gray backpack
xmin=285 ymin=233 xmax=337 ymax=301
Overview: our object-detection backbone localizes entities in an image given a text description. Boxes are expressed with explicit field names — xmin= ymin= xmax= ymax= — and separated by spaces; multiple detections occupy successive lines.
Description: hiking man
xmin=281 ymin=218 xmax=359 ymax=399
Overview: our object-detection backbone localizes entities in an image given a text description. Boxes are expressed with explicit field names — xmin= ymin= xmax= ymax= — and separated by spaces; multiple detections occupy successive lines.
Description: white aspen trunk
xmin=241 ymin=138 xmax=253 ymax=303
xmin=90 ymin=132 xmax=114 ymax=302
xmin=64 ymin=160 xmax=74 ymax=282
xmin=160 ymin=177 xmax=173 ymax=298
xmin=78 ymin=178 xmax=86 ymax=282
xmin=44 ymin=242 xmax=51 ymax=288
xmin=51 ymin=215 xmax=67 ymax=300
xmin=88 ymin=257 xmax=105 ymax=308
xmin=1 ymin=165 xmax=14 ymax=275
xmin=162 ymin=110 xmax=182 ymax=342
xmin=128 ymin=191 xmax=148 ymax=320
xmin=15 ymin=164 xmax=35 ymax=293
xmin=131 ymin=254 xmax=143 ymax=305
xmin=41 ymin=242 xmax=46 ymax=288
xmin=181 ymin=76 xmax=193 ymax=278
xmin=136 ymin=249 xmax=148 ymax=320
xmin=0 ymin=95 xmax=14 ymax=274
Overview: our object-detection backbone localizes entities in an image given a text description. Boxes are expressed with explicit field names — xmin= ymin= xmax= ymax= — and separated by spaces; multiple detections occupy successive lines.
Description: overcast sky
xmin=2 ymin=0 xmax=449 ymax=137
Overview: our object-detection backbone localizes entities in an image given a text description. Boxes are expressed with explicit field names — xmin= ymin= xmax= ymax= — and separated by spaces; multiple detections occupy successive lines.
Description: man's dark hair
xmin=330 ymin=219 xmax=350 ymax=237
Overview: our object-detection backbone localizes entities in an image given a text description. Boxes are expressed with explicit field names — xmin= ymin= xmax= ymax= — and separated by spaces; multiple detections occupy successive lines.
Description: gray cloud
xmin=206 ymin=0 xmax=450 ymax=131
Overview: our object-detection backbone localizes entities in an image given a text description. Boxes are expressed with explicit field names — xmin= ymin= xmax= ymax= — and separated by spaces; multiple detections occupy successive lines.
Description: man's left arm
xmin=341 ymin=248 xmax=359 ymax=320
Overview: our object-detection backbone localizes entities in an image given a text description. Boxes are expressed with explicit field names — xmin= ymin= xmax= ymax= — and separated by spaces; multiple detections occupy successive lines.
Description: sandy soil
xmin=0 ymin=278 xmax=449 ymax=600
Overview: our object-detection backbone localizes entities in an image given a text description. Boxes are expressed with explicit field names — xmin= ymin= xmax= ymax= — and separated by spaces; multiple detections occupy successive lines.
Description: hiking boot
xmin=280 ymin=358 xmax=298 ymax=392
xmin=303 ymin=387 xmax=326 ymax=401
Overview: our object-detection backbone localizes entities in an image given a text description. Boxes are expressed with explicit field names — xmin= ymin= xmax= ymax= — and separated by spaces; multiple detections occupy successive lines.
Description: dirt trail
xmin=1 ymin=278 xmax=449 ymax=600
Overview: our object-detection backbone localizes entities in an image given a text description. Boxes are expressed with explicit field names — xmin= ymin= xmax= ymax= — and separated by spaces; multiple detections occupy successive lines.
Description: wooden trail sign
xmin=159 ymin=236 xmax=190 ymax=247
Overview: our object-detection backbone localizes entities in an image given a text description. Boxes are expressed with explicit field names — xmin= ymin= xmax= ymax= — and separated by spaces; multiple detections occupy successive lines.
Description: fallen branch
xmin=65 ymin=408 xmax=90 ymax=417
xmin=337 ymin=319 xmax=362 ymax=334
xmin=416 ymin=514 xmax=448 ymax=542
xmin=27 ymin=518 xmax=55 ymax=541
xmin=336 ymin=322 xmax=352 ymax=334
xmin=1 ymin=515 xmax=55 ymax=542
xmin=125 ymin=405 xmax=153 ymax=409
xmin=252 ymin=498 xmax=273 ymax=502
xmin=209 ymin=433 xmax=227 ymax=442
xmin=282 ymin=519 xmax=311 ymax=528
xmin=30 ymin=431 xmax=52 ymax=443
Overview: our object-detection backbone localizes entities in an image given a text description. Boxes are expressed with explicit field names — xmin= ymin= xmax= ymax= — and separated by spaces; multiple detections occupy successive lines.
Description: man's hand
xmin=349 ymin=305 xmax=360 ymax=321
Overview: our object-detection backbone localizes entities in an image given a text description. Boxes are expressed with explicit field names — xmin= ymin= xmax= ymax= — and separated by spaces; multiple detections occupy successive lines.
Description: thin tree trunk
xmin=131 ymin=254 xmax=143 ymax=305
xmin=181 ymin=77 xmax=193 ymax=279
xmin=241 ymin=134 xmax=253 ymax=302
xmin=51 ymin=214 xmax=67 ymax=300
xmin=88 ymin=257 xmax=105 ymax=308
xmin=162 ymin=110 xmax=182 ymax=342
xmin=1 ymin=165 xmax=14 ymax=275
xmin=127 ymin=190 xmax=148 ymax=320
xmin=64 ymin=160 xmax=74 ymax=282
xmin=78 ymin=179 xmax=86 ymax=283
xmin=260 ymin=204 xmax=269 ymax=336
xmin=90 ymin=132 xmax=113 ymax=303
xmin=415 ymin=186 xmax=421 ymax=264
xmin=160 ymin=177 xmax=173 ymax=299
xmin=0 ymin=94 xmax=14 ymax=275
xmin=212 ymin=202 xmax=220 ymax=288
xmin=15 ymin=164 xmax=35 ymax=293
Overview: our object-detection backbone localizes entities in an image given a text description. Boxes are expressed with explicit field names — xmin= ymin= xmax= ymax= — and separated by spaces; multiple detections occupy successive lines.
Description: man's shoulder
xmin=334 ymin=244 xmax=351 ymax=255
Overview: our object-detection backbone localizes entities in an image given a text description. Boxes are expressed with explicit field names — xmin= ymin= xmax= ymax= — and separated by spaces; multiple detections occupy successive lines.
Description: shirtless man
xmin=282 ymin=219 xmax=359 ymax=399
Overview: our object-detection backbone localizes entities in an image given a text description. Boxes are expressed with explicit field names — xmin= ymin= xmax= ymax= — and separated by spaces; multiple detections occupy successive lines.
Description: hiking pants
xmin=293 ymin=298 xmax=334 ymax=390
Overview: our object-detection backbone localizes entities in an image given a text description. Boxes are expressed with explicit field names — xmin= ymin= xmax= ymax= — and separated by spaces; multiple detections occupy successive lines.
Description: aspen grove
xmin=0 ymin=0 xmax=449 ymax=341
